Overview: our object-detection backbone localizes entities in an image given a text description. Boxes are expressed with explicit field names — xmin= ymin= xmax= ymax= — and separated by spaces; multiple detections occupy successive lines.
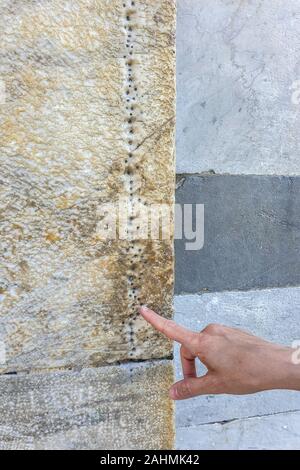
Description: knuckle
xmin=202 ymin=323 xmax=224 ymax=336
xmin=190 ymin=335 xmax=201 ymax=352
xmin=196 ymin=339 xmax=210 ymax=361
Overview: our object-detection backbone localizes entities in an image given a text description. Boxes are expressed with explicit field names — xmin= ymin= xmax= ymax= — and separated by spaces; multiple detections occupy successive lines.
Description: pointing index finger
xmin=138 ymin=306 xmax=196 ymax=345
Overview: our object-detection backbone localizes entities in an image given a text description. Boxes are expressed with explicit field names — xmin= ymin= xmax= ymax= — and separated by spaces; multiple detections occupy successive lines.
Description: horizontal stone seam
xmin=175 ymin=283 xmax=300 ymax=298
xmin=178 ymin=408 xmax=300 ymax=429
xmin=0 ymin=355 xmax=173 ymax=377
xmin=176 ymin=172 xmax=300 ymax=179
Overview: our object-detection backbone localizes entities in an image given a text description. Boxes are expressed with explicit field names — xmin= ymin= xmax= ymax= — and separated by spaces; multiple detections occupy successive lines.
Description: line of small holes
xmin=123 ymin=1 xmax=142 ymax=356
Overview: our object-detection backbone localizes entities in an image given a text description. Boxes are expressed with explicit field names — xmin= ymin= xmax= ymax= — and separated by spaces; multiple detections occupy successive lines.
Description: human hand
xmin=139 ymin=306 xmax=300 ymax=400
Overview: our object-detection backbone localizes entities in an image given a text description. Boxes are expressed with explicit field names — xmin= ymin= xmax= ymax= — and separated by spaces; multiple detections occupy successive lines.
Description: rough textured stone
xmin=0 ymin=360 xmax=174 ymax=450
xmin=0 ymin=0 xmax=176 ymax=450
xmin=174 ymin=290 xmax=300 ymax=428
xmin=176 ymin=0 xmax=300 ymax=175
xmin=176 ymin=411 xmax=300 ymax=450
xmin=175 ymin=175 xmax=300 ymax=294
xmin=0 ymin=0 xmax=175 ymax=371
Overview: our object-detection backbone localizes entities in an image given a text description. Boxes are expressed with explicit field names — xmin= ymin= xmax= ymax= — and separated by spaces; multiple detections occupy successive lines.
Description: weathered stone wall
xmin=0 ymin=0 xmax=175 ymax=449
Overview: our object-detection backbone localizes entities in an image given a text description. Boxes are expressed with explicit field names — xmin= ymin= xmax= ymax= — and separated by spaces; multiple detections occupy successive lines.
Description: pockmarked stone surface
xmin=0 ymin=0 xmax=175 ymax=372
xmin=0 ymin=361 xmax=174 ymax=450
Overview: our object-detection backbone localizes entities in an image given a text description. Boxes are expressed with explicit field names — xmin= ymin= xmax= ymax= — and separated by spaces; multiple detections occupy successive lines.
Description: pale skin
xmin=138 ymin=306 xmax=300 ymax=400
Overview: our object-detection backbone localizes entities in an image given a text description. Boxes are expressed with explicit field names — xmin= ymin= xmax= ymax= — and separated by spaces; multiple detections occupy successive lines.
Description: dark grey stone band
xmin=175 ymin=175 xmax=300 ymax=294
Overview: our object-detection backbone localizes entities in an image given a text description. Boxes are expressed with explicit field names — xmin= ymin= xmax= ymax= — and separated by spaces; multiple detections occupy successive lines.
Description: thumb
xmin=169 ymin=375 xmax=215 ymax=400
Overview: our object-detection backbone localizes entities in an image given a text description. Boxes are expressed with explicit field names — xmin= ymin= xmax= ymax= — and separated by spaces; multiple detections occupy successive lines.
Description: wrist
xmin=271 ymin=347 xmax=300 ymax=391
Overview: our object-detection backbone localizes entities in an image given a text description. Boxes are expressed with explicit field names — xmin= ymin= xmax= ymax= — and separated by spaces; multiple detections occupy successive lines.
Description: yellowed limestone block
xmin=0 ymin=0 xmax=175 ymax=372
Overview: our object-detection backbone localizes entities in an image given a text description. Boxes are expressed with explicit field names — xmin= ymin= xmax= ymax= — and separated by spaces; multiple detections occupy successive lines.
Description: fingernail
xmin=169 ymin=387 xmax=177 ymax=400
xmin=138 ymin=305 xmax=148 ymax=314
